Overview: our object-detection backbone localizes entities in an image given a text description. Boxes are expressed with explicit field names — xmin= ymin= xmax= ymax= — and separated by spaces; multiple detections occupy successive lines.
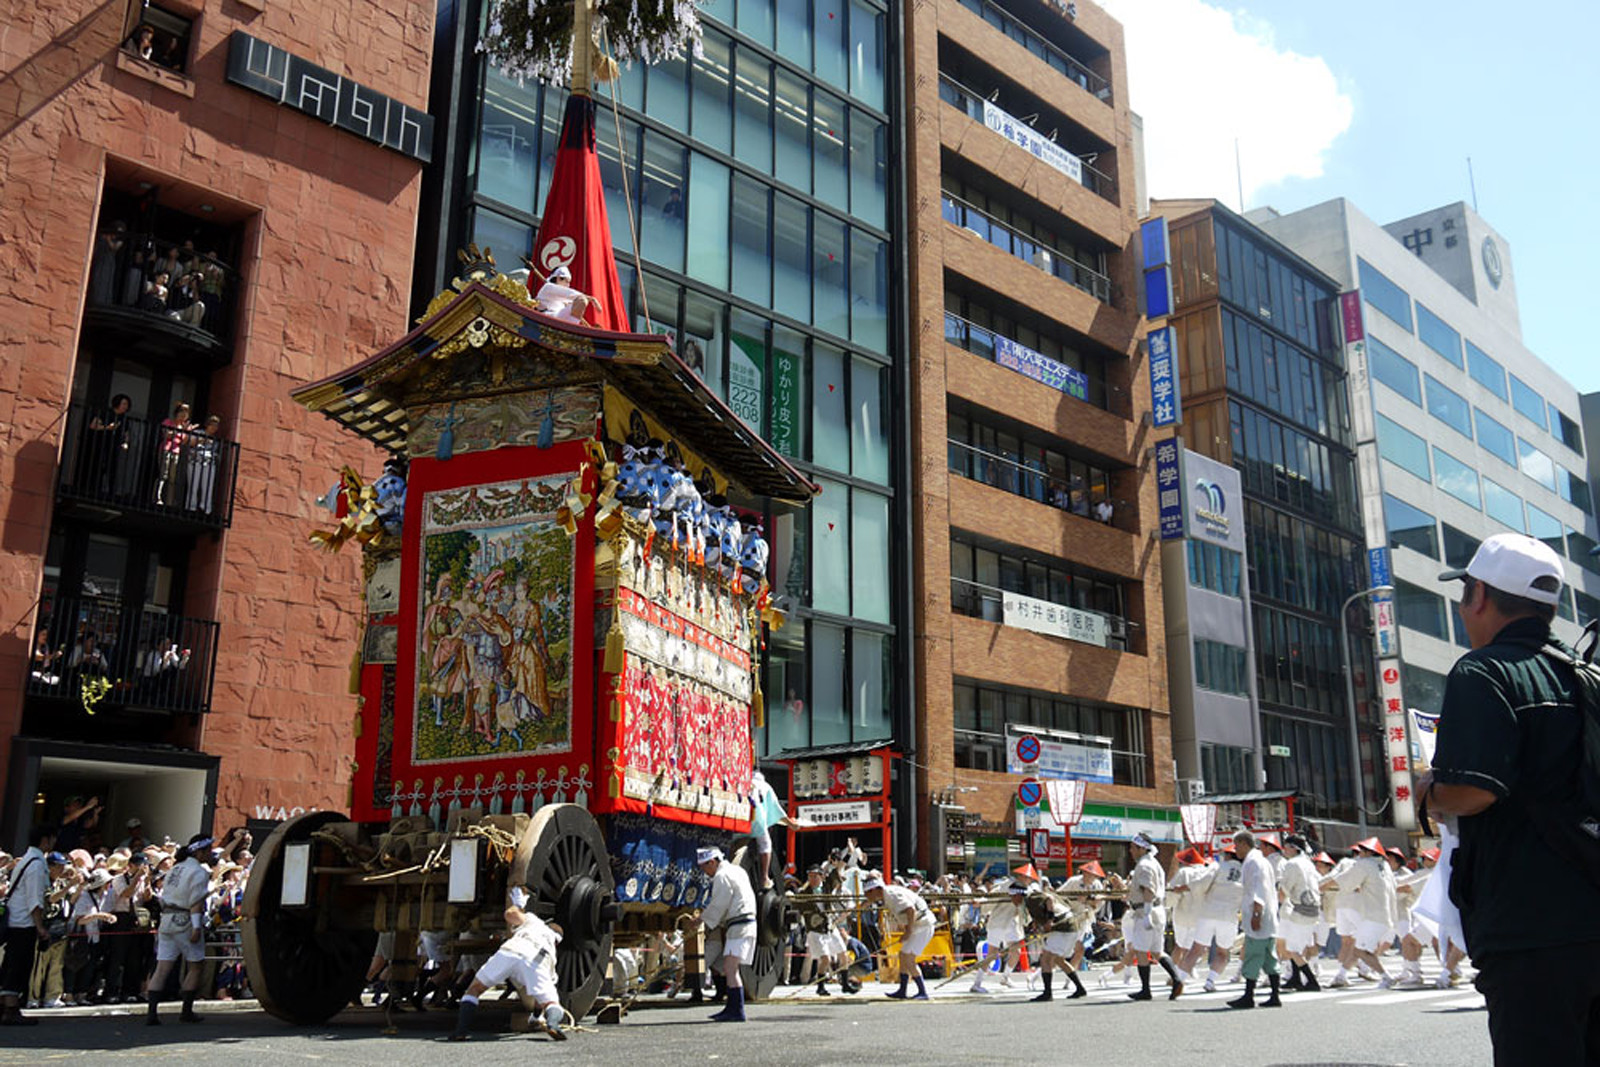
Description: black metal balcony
xmin=27 ymin=596 xmax=219 ymax=715
xmin=83 ymin=231 xmax=240 ymax=366
xmin=57 ymin=402 xmax=239 ymax=530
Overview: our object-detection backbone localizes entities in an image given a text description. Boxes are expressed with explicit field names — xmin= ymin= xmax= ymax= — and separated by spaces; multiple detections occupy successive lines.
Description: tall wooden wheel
xmin=241 ymin=811 xmax=377 ymax=1024
xmin=510 ymin=804 xmax=619 ymax=1020
xmin=732 ymin=842 xmax=787 ymax=1001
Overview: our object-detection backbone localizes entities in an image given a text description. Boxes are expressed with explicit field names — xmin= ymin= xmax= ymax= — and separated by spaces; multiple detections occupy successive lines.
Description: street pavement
xmin=0 ymin=958 xmax=1491 ymax=1066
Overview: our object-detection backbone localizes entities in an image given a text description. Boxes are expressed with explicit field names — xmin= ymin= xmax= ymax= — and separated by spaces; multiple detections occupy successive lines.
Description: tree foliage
xmin=481 ymin=0 xmax=707 ymax=86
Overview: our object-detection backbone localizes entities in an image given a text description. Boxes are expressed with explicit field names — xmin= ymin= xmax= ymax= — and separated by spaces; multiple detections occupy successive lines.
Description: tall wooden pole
xmin=571 ymin=0 xmax=592 ymax=96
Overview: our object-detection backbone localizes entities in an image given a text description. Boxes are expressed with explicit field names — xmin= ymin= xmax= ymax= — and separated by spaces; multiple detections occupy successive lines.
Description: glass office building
xmin=418 ymin=0 xmax=905 ymax=778
xmin=1259 ymin=200 xmax=1600 ymax=732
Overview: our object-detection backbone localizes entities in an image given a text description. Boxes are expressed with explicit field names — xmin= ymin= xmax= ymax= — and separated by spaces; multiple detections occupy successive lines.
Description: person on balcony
xmin=30 ymin=631 xmax=61 ymax=686
xmin=86 ymin=394 xmax=132 ymax=497
xmin=183 ymin=415 xmax=222 ymax=514
xmin=166 ymin=271 xmax=205 ymax=327
xmin=155 ymin=403 xmax=194 ymax=506
xmin=137 ymin=270 xmax=170 ymax=314
xmin=88 ymin=222 xmax=127 ymax=306
xmin=67 ymin=632 xmax=108 ymax=676
xmin=199 ymin=253 xmax=226 ymax=333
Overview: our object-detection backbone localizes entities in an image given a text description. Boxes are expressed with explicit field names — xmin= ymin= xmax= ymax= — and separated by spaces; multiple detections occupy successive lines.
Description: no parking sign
xmin=1017 ymin=778 xmax=1043 ymax=808
xmin=1016 ymin=734 xmax=1041 ymax=765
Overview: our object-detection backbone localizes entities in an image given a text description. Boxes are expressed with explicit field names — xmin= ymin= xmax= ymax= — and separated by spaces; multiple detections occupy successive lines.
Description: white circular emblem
xmin=539 ymin=236 xmax=576 ymax=274
xmin=1481 ymin=236 xmax=1502 ymax=289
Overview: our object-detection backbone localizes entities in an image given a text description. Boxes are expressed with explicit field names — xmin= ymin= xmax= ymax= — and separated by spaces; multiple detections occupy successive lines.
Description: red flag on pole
xmin=531 ymin=93 xmax=628 ymax=333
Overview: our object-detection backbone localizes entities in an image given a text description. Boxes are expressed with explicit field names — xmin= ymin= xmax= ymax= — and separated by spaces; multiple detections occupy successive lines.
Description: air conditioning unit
xmin=1033 ymin=249 xmax=1054 ymax=273
xmin=1178 ymin=778 xmax=1207 ymax=804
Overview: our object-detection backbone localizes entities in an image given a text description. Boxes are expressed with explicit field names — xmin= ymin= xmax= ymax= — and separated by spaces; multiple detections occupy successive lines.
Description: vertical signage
xmin=1140 ymin=216 xmax=1175 ymax=319
xmin=1378 ymin=661 xmax=1417 ymax=829
xmin=1148 ymin=326 xmax=1181 ymax=428
xmin=1156 ymin=439 xmax=1184 ymax=540
xmin=769 ymin=343 xmax=801 ymax=457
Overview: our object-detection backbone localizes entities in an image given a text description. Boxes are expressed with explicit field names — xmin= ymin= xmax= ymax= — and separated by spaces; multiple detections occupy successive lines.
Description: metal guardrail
xmin=943 ymin=310 xmax=1113 ymax=410
xmin=28 ymin=595 xmax=220 ymax=715
xmin=954 ymin=0 xmax=1111 ymax=104
xmin=938 ymin=74 xmax=1116 ymax=202
xmin=950 ymin=575 xmax=1129 ymax=650
xmin=85 ymin=229 xmax=240 ymax=346
xmin=946 ymin=437 xmax=1117 ymax=520
xmin=941 ymin=194 xmax=1111 ymax=304
xmin=57 ymin=402 xmax=239 ymax=529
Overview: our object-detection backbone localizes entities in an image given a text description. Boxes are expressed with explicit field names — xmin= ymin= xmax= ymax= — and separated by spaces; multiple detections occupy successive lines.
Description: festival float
xmin=240 ymin=0 xmax=816 ymax=1025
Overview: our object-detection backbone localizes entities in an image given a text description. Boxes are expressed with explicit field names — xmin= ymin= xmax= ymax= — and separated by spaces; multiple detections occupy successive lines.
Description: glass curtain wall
xmin=466 ymin=2 xmax=896 ymax=759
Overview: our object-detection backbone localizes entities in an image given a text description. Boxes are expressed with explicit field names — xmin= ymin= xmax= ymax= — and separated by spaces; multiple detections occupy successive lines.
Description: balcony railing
xmin=85 ymin=230 xmax=240 ymax=355
xmin=939 ymin=75 xmax=1116 ymax=202
xmin=947 ymin=438 xmax=1119 ymax=524
xmin=57 ymin=402 xmax=239 ymax=529
xmin=27 ymin=596 xmax=219 ymax=715
xmin=940 ymin=194 xmax=1111 ymax=304
xmin=954 ymin=0 xmax=1111 ymax=104
xmin=951 ymin=575 xmax=1129 ymax=651
xmin=944 ymin=310 xmax=1112 ymax=411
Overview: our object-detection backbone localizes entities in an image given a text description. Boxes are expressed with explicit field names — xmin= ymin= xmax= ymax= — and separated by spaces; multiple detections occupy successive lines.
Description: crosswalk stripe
xmin=1340 ymin=987 xmax=1467 ymax=1007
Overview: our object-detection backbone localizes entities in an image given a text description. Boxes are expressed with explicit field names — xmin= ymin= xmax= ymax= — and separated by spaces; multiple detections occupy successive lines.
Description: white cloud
xmin=1098 ymin=0 xmax=1353 ymax=207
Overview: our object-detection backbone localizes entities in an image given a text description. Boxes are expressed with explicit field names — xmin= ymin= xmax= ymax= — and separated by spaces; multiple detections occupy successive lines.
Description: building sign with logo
xmin=1001 ymin=590 xmax=1108 ymax=648
xmin=982 ymin=101 xmax=1084 ymax=184
xmin=993 ymin=335 xmax=1090 ymax=401
xmin=1147 ymin=326 xmax=1181 ymax=428
xmin=795 ymin=800 xmax=874 ymax=827
xmin=1181 ymin=448 xmax=1243 ymax=551
xmin=1377 ymin=660 xmax=1416 ymax=830
xmin=1006 ymin=732 xmax=1113 ymax=784
xmin=1156 ymin=439 xmax=1184 ymax=540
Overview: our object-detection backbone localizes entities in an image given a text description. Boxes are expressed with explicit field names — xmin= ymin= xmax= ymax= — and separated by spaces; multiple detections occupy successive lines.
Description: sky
xmin=1098 ymin=0 xmax=1600 ymax=393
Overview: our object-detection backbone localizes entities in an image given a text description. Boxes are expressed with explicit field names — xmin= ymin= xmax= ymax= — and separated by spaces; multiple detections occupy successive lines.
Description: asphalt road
xmin=0 ymin=970 xmax=1492 ymax=1067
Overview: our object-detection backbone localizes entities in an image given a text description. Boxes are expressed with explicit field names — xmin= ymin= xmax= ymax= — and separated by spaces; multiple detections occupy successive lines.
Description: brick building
xmin=0 ymin=0 xmax=433 ymax=845
xmin=905 ymin=0 xmax=1174 ymax=870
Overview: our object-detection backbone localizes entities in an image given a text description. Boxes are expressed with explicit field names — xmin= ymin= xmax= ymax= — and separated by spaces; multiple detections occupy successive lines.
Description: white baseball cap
xmin=695 ymin=846 xmax=723 ymax=865
xmin=1438 ymin=532 xmax=1565 ymax=605
xmin=862 ymin=874 xmax=885 ymax=892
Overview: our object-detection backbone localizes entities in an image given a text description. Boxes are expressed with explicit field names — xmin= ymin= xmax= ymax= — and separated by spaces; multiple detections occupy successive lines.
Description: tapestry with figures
xmin=414 ymin=475 xmax=575 ymax=762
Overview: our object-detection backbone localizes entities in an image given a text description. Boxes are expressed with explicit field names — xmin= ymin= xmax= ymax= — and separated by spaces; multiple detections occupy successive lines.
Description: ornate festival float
xmin=240 ymin=0 xmax=816 ymax=1024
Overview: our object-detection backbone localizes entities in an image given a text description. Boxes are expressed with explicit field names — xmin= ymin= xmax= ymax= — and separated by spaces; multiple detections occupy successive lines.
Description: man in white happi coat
xmin=1275 ymin=834 xmax=1322 ymax=992
xmin=1388 ymin=847 xmax=1430 ymax=988
xmin=695 ymin=846 xmax=758 ymax=1022
xmin=1227 ymin=830 xmax=1283 ymax=1009
xmin=449 ymin=886 xmax=567 ymax=1041
xmin=145 ymin=834 xmax=213 ymax=1026
xmin=535 ymin=265 xmax=604 ymax=326
xmin=865 ymin=874 xmax=934 ymax=1001
xmin=1165 ymin=847 xmax=1210 ymax=987
xmin=1124 ymin=833 xmax=1184 ymax=1001
xmin=1193 ymin=840 xmax=1244 ymax=992
xmin=970 ymin=882 xmax=1026 ymax=993
xmin=1333 ymin=837 xmax=1397 ymax=988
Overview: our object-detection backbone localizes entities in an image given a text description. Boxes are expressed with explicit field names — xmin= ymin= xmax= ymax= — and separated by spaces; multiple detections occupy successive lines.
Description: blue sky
xmin=1103 ymin=0 xmax=1600 ymax=393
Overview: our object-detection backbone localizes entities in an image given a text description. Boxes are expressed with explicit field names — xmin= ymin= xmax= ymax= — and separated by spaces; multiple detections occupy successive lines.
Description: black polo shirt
xmin=1431 ymin=616 xmax=1600 ymax=956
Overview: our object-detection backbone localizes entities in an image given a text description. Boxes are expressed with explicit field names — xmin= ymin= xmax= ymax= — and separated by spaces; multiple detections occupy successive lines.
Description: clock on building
xmin=1481 ymin=236 xmax=1503 ymax=289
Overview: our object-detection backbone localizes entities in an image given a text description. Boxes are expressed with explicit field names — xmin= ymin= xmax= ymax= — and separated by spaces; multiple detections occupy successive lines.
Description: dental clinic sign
xmin=1002 ymin=590 xmax=1108 ymax=648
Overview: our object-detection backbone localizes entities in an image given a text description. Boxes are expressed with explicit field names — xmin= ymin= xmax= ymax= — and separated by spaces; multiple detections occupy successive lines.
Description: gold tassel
xmin=604 ymin=611 xmax=625 ymax=674
xmin=752 ymin=671 xmax=765 ymax=729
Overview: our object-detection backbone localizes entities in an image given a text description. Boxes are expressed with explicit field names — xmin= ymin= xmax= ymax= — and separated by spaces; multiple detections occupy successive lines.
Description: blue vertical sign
xmin=1148 ymin=326 xmax=1181 ymax=428
xmin=1368 ymin=546 xmax=1392 ymax=590
xmin=1156 ymin=439 xmax=1184 ymax=540
xmin=1140 ymin=216 xmax=1174 ymax=319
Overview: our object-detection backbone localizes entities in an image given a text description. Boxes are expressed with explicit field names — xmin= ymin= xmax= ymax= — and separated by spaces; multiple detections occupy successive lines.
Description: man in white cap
xmin=1275 ymin=834 xmax=1321 ymax=992
xmin=1124 ymin=832 xmax=1183 ymax=1000
xmin=694 ymin=846 xmax=756 ymax=1022
xmin=863 ymin=873 xmax=933 ymax=1000
xmin=1227 ymin=830 xmax=1282 ymax=1009
xmin=448 ymin=885 xmax=566 ymax=1041
xmin=535 ymin=265 xmax=603 ymax=326
xmin=1424 ymin=532 xmax=1600 ymax=1065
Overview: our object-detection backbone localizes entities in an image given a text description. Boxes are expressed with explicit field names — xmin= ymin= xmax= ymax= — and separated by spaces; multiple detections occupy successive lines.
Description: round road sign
xmin=1017 ymin=778 xmax=1043 ymax=807
xmin=1016 ymin=734 xmax=1042 ymax=764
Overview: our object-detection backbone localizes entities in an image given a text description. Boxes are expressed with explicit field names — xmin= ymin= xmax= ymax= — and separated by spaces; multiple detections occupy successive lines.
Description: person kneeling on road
xmin=448 ymin=887 xmax=565 ymax=1042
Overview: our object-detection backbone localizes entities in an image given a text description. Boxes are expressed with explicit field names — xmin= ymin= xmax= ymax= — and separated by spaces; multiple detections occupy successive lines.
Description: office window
xmin=852 ymin=629 xmax=891 ymax=741
xmin=810 ymin=621 xmax=847 ymax=744
xmin=1195 ymin=639 xmax=1251 ymax=697
xmin=1569 ymin=529 xmax=1600 ymax=577
xmin=638 ymin=130 xmax=687 ymax=272
xmin=1402 ymin=664 xmax=1450 ymax=718
xmin=1441 ymin=524 xmax=1479 ymax=569
xmin=1483 ymin=478 xmax=1525 ymax=532
xmin=1554 ymin=407 xmax=1585 ymax=455
xmin=729 ymin=174 xmax=771 ymax=305
xmin=690 ymin=29 xmax=733 ymax=153
xmin=1416 ymin=302 xmax=1462 ymax=367
xmin=1527 ymin=502 xmax=1565 ymax=558
xmin=1376 ymin=413 xmax=1430 ymax=482
xmin=1517 ymin=437 xmax=1557 ymax=493
xmin=1384 ymin=494 xmax=1438 ymax=559
xmin=850 ymin=356 xmax=890 ymax=484
xmin=774 ymin=67 xmax=811 ymax=192
xmin=849 ymin=114 xmax=887 ymax=230
xmin=1394 ymin=579 xmax=1448 ymax=641
xmin=1187 ymin=540 xmax=1243 ymax=597
xmin=813 ymin=0 xmax=848 ymax=89
xmin=1466 ymin=341 xmax=1507 ymax=400
xmin=476 ymin=66 xmax=540 ymax=209
xmin=773 ymin=0 xmax=810 ymax=68
xmin=1578 ymin=589 xmax=1600 ymax=627
xmin=812 ymin=90 xmax=849 ymax=211
xmin=1368 ymin=336 xmax=1420 ymax=406
xmin=812 ymin=343 xmax=849 ymax=472
xmin=469 ymin=207 xmax=533 ymax=267
xmin=812 ymin=213 xmax=849 ymax=338
xmin=732 ymin=44 xmax=773 ymax=170
xmin=1474 ymin=408 xmax=1516 ymax=468
xmin=811 ymin=476 xmax=850 ymax=613
xmin=1424 ymin=374 xmax=1471 ymax=439
xmin=850 ymin=228 xmax=888 ymax=352
xmin=848 ymin=0 xmax=886 ymax=111
xmin=772 ymin=192 xmax=810 ymax=322
xmin=1510 ymin=374 xmax=1548 ymax=430
xmin=1432 ymin=447 xmax=1480 ymax=510
xmin=1560 ymin=467 xmax=1593 ymax=514
xmin=1358 ymin=257 xmax=1412 ymax=332
xmin=851 ymin=489 xmax=890 ymax=624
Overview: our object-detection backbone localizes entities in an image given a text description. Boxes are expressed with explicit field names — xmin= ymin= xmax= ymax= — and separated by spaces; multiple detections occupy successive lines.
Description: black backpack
xmin=1524 ymin=621 xmax=1600 ymax=889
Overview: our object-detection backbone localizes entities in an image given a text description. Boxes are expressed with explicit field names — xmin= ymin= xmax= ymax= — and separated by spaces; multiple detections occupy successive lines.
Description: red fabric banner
xmin=530 ymin=93 xmax=628 ymax=332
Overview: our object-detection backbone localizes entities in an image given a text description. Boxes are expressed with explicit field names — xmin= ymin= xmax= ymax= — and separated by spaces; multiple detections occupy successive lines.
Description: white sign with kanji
xmin=1376 ymin=656 xmax=1416 ymax=829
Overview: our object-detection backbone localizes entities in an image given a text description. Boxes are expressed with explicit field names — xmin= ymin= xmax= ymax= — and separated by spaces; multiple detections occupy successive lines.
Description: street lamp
xmin=1339 ymin=583 xmax=1393 ymax=835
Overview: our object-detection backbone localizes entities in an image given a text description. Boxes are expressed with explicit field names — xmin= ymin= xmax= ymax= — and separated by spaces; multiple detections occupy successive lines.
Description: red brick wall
xmin=0 ymin=0 xmax=432 ymax=829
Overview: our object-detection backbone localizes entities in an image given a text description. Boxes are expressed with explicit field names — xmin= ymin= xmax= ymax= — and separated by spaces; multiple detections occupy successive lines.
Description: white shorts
xmin=719 ymin=932 xmax=756 ymax=966
xmin=1313 ymin=920 xmax=1331 ymax=944
xmin=1335 ymin=908 xmax=1360 ymax=937
xmin=987 ymin=923 xmax=1024 ymax=947
xmin=1173 ymin=922 xmax=1198 ymax=950
xmin=755 ymin=829 xmax=772 ymax=855
xmin=419 ymin=930 xmax=450 ymax=967
xmin=1392 ymin=914 xmax=1413 ymax=939
xmin=376 ymin=931 xmax=396 ymax=958
xmin=806 ymin=929 xmax=846 ymax=958
xmin=475 ymin=948 xmax=558 ymax=1004
xmin=1279 ymin=917 xmax=1317 ymax=954
xmin=156 ymin=929 xmax=205 ymax=964
xmin=1192 ymin=917 xmax=1239 ymax=950
xmin=1127 ymin=907 xmax=1165 ymax=954
xmin=899 ymin=920 xmax=935 ymax=958
xmin=1043 ymin=932 xmax=1077 ymax=956
xmin=1353 ymin=919 xmax=1391 ymax=954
